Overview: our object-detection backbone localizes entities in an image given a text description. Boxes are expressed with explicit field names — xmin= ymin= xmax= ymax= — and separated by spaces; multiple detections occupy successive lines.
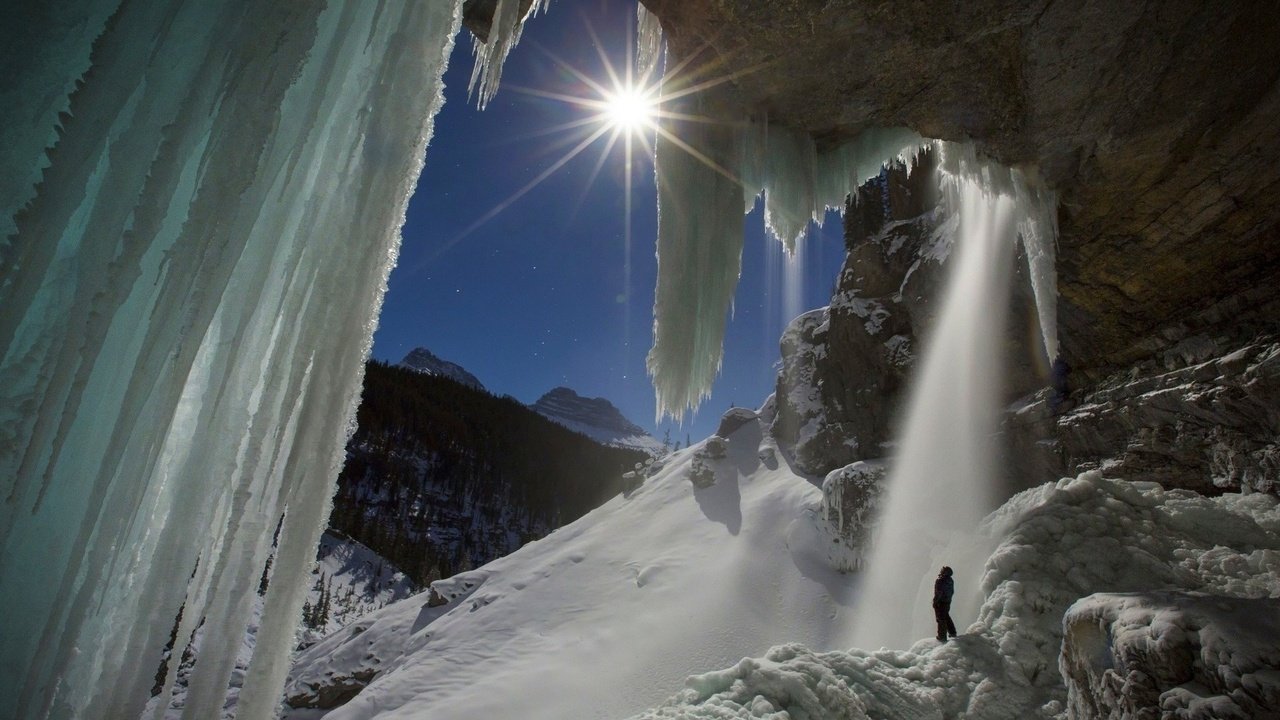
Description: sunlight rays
xmin=422 ymin=9 xmax=774 ymax=272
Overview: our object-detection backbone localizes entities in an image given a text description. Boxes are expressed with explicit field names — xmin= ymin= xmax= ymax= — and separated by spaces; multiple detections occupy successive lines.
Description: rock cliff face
xmin=640 ymin=0 xmax=1280 ymax=377
xmin=772 ymin=152 xmax=1046 ymax=476
xmin=772 ymin=157 xmax=1280 ymax=500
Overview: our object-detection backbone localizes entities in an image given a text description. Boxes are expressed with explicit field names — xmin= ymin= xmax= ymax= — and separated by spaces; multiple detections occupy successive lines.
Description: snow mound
xmin=1062 ymin=592 xmax=1280 ymax=720
xmin=284 ymin=420 xmax=858 ymax=719
xmin=630 ymin=473 xmax=1280 ymax=719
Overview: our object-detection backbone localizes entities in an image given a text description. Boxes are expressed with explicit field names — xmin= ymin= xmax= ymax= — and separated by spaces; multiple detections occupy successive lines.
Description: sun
xmin=603 ymin=85 xmax=656 ymax=131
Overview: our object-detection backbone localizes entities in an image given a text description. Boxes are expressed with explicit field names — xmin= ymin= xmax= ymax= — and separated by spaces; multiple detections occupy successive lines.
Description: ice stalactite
xmin=850 ymin=142 xmax=1059 ymax=650
xmin=740 ymin=123 xmax=926 ymax=251
xmin=646 ymin=96 xmax=746 ymax=422
xmin=636 ymin=4 xmax=664 ymax=84
xmin=469 ymin=0 xmax=551 ymax=109
xmin=0 ymin=1 xmax=475 ymax=718
xmin=649 ymin=113 xmax=924 ymax=420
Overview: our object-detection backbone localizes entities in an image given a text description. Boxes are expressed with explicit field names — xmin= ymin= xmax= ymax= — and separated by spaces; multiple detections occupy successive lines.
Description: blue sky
xmin=371 ymin=0 xmax=847 ymax=442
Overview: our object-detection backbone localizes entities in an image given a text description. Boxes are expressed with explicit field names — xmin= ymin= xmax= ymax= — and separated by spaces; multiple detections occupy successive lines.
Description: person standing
xmin=933 ymin=566 xmax=957 ymax=642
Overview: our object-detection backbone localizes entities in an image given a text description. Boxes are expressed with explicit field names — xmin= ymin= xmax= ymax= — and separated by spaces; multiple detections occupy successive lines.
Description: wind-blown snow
xmin=284 ymin=417 xmax=861 ymax=719
xmin=0 ymin=2 xmax=527 ymax=717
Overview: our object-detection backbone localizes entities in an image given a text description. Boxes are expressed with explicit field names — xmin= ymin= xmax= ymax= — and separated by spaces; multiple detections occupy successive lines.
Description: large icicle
xmin=469 ymin=0 xmax=550 ymax=109
xmin=647 ymin=94 xmax=745 ymax=422
xmin=0 ymin=2 xmax=464 ymax=718
xmin=650 ymin=115 xmax=924 ymax=419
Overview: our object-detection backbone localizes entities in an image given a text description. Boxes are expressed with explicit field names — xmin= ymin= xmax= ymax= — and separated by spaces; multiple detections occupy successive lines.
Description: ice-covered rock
xmin=820 ymin=461 xmax=885 ymax=571
xmin=1061 ymin=591 xmax=1280 ymax=720
xmin=1005 ymin=337 xmax=1280 ymax=497
xmin=630 ymin=473 xmax=1280 ymax=719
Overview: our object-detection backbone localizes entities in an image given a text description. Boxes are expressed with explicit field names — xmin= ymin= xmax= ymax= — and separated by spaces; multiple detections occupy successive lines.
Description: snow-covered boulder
xmin=717 ymin=407 xmax=759 ymax=438
xmin=1061 ymin=592 xmax=1280 ymax=720
xmin=820 ymin=461 xmax=885 ymax=571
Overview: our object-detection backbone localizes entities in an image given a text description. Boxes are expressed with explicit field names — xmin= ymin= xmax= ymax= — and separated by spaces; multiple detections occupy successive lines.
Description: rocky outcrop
xmin=1005 ymin=337 xmax=1280 ymax=497
xmin=820 ymin=461 xmax=884 ymax=571
xmin=1061 ymin=592 xmax=1280 ymax=720
xmin=640 ymin=0 xmax=1280 ymax=379
xmin=771 ymin=153 xmax=1046 ymax=476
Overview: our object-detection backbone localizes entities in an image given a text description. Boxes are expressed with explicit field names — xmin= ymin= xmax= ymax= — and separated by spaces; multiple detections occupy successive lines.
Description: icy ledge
xmin=1062 ymin=592 xmax=1280 ymax=719
xmin=630 ymin=473 xmax=1280 ymax=719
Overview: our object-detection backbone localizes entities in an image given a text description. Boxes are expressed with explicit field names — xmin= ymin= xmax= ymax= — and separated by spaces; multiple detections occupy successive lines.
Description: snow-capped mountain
xmin=531 ymin=387 xmax=665 ymax=455
xmin=399 ymin=347 xmax=485 ymax=391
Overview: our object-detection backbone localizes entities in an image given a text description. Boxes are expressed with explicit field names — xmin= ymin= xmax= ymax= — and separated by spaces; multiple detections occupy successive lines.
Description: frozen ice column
xmin=0 ymin=2 xmax=462 ymax=718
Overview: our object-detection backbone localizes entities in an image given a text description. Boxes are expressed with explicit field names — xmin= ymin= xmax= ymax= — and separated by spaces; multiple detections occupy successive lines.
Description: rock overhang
xmin=632 ymin=0 xmax=1280 ymax=374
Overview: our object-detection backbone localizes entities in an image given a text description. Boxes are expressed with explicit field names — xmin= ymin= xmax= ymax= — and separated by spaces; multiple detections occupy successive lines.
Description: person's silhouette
xmin=932 ymin=566 xmax=957 ymax=642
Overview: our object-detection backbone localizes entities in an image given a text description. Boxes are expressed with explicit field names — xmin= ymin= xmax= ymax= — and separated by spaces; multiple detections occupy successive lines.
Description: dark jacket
xmin=933 ymin=573 xmax=954 ymax=606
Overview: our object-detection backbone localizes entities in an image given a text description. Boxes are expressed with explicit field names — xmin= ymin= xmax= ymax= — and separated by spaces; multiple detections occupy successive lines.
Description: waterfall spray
xmin=850 ymin=144 xmax=1057 ymax=649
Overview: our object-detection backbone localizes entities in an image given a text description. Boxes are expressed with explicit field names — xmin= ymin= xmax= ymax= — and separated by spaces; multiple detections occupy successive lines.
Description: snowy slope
xmin=629 ymin=473 xmax=1280 ymax=719
xmin=398 ymin=347 xmax=485 ymax=391
xmin=530 ymin=386 xmax=665 ymax=455
xmin=284 ymin=414 xmax=859 ymax=718
xmin=300 ymin=532 xmax=417 ymax=641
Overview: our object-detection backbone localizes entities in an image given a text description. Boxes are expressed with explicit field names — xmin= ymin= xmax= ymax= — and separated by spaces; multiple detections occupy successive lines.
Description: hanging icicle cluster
xmin=469 ymin=0 xmax=552 ymax=109
xmin=0 ymin=1 xmax=503 ymax=718
xmin=647 ymin=107 xmax=927 ymax=420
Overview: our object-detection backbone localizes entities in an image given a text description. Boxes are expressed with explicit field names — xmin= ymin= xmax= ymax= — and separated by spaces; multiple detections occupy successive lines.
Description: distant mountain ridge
xmin=399 ymin=347 xmax=485 ymax=390
xmin=531 ymin=387 xmax=664 ymax=455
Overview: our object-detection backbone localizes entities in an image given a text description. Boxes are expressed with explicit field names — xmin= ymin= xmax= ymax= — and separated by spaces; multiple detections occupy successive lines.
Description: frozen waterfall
xmin=0 ymin=1 xmax=488 ymax=717
xmin=851 ymin=144 xmax=1059 ymax=650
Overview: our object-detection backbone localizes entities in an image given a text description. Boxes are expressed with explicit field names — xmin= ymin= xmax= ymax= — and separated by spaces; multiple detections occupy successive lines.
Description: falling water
xmin=850 ymin=147 xmax=1028 ymax=649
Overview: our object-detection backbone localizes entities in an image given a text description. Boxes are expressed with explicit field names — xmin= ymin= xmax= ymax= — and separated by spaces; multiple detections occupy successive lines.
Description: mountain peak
xmin=531 ymin=387 xmax=663 ymax=455
xmin=399 ymin=347 xmax=485 ymax=391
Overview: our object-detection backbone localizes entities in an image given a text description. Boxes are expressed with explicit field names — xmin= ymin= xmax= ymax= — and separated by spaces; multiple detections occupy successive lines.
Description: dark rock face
xmin=1005 ymin=336 xmax=1280 ymax=497
xmin=461 ymin=0 xmax=537 ymax=43
xmin=641 ymin=0 xmax=1280 ymax=377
